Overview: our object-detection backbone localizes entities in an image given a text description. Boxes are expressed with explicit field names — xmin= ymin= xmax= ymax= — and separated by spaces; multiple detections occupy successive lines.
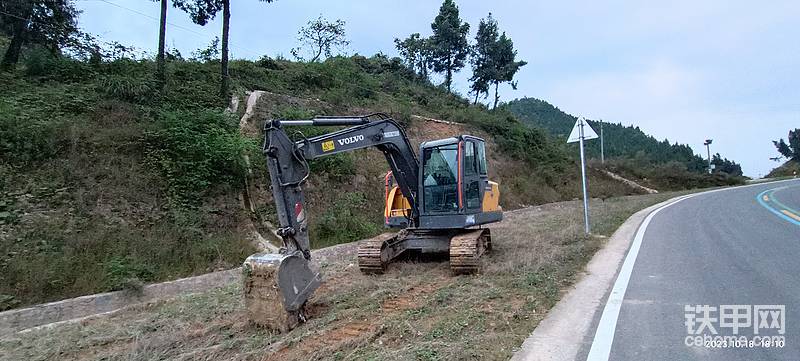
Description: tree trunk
xmin=1 ymin=5 xmax=32 ymax=71
xmin=445 ymin=55 xmax=452 ymax=92
xmin=156 ymin=0 xmax=167 ymax=88
xmin=473 ymin=91 xmax=479 ymax=105
xmin=220 ymin=0 xmax=231 ymax=101
xmin=493 ymin=81 xmax=500 ymax=109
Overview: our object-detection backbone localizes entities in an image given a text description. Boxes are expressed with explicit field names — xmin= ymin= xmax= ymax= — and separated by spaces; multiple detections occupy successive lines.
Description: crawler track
xmin=357 ymin=233 xmax=397 ymax=274
xmin=449 ymin=229 xmax=491 ymax=274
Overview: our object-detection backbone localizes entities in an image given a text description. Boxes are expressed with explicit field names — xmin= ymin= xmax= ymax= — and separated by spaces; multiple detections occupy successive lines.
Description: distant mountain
xmin=504 ymin=97 xmax=710 ymax=172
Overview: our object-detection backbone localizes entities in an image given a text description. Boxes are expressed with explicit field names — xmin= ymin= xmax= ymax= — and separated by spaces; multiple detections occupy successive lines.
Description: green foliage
xmin=773 ymin=128 xmax=799 ymax=161
xmin=144 ymin=110 xmax=253 ymax=207
xmin=470 ymin=14 xmax=526 ymax=108
xmin=429 ymin=0 xmax=470 ymax=91
xmin=0 ymin=108 xmax=67 ymax=164
xmin=1 ymin=0 xmax=80 ymax=69
xmin=23 ymin=48 xmax=96 ymax=82
xmin=191 ymin=36 xmax=220 ymax=62
xmin=394 ymin=33 xmax=432 ymax=79
xmin=603 ymin=159 xmax=744 ymax=190
xmin=98 ymin=74 xmax=157 ymax=103
xmin=312 ymin=192 xmax=381 ymax=248
xmin=291 ymin=16 xmax=350 ymax=62
xmin=102 ymin=256 xmax=155 ymax=290
xmin=711 ymin=153 xmax=743 ymax=176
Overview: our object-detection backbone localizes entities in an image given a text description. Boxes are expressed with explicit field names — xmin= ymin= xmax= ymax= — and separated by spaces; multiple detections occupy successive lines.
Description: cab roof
xmin=420 ymin=135 xmax=484 ymax=149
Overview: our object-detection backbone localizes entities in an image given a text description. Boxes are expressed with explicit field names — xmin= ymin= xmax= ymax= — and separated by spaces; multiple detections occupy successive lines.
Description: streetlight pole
xmin=704 ymin=139 xmax=713 ymax=174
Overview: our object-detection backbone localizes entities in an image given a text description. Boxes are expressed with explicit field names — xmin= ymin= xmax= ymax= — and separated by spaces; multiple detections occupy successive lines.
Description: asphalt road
xmin=585 ymin=179 xmax=800 ymax=360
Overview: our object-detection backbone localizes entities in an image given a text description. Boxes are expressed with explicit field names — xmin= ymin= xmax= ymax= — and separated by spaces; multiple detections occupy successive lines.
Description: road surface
xmin=584 ymin=179 xmax=800 ymax=360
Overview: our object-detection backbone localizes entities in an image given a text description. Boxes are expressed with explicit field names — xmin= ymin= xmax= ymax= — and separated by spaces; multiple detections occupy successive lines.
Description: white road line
xmin=585 ymin=178 xmax=800 ymax=361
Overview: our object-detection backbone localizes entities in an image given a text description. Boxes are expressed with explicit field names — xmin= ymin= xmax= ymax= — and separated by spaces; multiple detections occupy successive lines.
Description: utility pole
xmin=704 ymin=139 xmax=713 ymax=174
xmin=600 ymin=121 xmax=605 ymax=164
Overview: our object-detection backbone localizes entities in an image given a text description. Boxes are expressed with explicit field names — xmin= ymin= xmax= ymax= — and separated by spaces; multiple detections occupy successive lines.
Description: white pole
xmin=579 ymin=118 xmax=591 ymax=234
xmin=600 ymin=121 xmax=605 ymax=164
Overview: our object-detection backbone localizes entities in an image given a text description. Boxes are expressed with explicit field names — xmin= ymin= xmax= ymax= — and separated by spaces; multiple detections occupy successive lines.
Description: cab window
xmin=422 ymin=144 xmax=459 ymax=213
xmin=476 ymin=141 xmax=487 ymax=175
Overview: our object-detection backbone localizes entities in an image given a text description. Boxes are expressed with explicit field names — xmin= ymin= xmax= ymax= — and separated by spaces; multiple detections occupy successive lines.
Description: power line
xmin=96 ymin=0 xmax=264 ymax=58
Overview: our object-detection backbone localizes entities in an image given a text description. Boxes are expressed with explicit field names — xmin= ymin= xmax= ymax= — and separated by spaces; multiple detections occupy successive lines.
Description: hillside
xmin=504 ymin=98 xmax=708 ymax=168
xmin=0 ymin=53 xmax=654 ymax=310
xmin=504 ymin=97 xmax=746 ymax=188
xmin=767 ymin=160 xmax=800 ymax=178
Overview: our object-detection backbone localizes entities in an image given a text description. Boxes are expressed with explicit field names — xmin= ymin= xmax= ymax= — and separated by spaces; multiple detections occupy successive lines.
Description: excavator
xmin=243 ymin=113 xmax=502 ymax=331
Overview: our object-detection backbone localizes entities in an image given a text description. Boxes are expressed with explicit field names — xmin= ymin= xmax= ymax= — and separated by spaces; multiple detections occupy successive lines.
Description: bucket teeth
xmin=449 ymin=229 xmax=491 ymax=275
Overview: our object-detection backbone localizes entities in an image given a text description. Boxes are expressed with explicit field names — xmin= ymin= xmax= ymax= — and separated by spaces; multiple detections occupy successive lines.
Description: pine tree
xmin=469 ymin=14 xmax=526 ymax=108
xmin=773 ymin=129 xmax=800 ymax=161
xmin=429 ymin=0 xmax=469 ymax=92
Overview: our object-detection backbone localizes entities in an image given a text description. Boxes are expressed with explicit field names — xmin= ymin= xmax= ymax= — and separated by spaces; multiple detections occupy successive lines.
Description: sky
xmin=75 ymin=0 xmax=800 ymax=177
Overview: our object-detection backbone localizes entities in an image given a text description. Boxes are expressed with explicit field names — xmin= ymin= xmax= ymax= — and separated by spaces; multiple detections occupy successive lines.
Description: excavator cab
xmin=386 ymin=136 xmax=501 ymax=229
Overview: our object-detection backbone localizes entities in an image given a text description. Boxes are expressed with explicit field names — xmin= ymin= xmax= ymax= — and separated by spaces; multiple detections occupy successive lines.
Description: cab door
xmin=461 ymin=139 xmax=485 ymax=214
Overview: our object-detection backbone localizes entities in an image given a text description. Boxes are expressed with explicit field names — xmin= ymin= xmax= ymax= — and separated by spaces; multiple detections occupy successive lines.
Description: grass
xmin=1 ymin=191 xmax=690 ymax=360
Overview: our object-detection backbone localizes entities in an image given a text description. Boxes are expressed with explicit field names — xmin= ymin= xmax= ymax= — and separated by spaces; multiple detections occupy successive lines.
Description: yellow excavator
xmin=243 ymin=113 xmax=502 ymax=331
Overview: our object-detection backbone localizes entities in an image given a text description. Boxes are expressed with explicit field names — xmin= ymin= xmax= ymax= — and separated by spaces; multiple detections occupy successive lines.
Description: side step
xmin=357 ymin=229 xmax=492 ymax=274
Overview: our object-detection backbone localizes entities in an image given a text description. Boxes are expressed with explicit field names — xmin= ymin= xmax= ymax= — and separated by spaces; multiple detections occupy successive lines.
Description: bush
xmin=312 ymin=192 xmax=381 ymax=248
xmin=98 ymin=74 xmax=156 ymax=103
xmin=0 ymin=101 xmax=68 ymax=164
xmin=23 ymin=48 xmax=96 ymax=82
xmin=144 ymin=110 xmax=255 ymax=207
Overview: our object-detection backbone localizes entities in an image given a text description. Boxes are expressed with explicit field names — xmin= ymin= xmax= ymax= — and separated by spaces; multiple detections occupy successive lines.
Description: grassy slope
xmin=1 ymin=54 xmax=643 ymax=310
xmin=767 ymin=160 xmax=800 ymax=178
xmin=0 ymin=191 xmax=689 ymax=360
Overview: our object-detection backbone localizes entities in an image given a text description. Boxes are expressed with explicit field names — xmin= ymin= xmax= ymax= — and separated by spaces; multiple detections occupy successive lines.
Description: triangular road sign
xmin=567 ymin=117 xmax=599 ymax=143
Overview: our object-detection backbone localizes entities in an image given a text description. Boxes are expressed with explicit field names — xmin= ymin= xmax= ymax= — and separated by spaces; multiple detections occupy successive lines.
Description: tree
xmin=394 ymin=33 xmax=432 ymax=79
xmin=429 ymin=0 xmax=469 ymax=92
xmin=469 ymin=14 xmax=499 ymax=104
xmin=174 ymin=0 xmax=275 ymax=100
xmin=469 ymin=14 xmax=527 ymax=109
xmin=291 ymin=16 xmax=349 ymax=62
xmin=490 ymin=33 xmax=526 ymax=109
xmin=711 ymin=153 xmax=743 ymax=176
xmin=773 ymin=128 xmax=800 ymax=161
xmin=1 ymin=0 xmax=80 ymax=70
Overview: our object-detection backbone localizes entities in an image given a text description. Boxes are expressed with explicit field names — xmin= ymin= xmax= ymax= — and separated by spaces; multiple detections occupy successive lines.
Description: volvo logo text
xmin=337 ymin=135 xmax=364 ymax=146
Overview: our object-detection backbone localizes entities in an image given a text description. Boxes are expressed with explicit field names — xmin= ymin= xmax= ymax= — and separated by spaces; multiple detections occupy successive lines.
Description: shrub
xmin=144 ymin=110 xmax=255 ymax=207
xmin=98 ymin=74 xmax=156 ymax=103
xmin=0 ymin=101 xmax=68 ymax=164
xmin=312 ymin=192 xmax=380 ymax=248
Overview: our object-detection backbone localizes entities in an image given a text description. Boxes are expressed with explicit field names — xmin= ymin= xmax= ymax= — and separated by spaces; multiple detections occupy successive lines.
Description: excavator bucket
xmin=242 ymin=251 xmax=320 ymax=332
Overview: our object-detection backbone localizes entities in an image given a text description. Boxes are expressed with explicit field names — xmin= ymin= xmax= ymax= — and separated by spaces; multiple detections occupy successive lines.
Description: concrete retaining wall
xmin=0 ymin=268 xmax=242 ymax=337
